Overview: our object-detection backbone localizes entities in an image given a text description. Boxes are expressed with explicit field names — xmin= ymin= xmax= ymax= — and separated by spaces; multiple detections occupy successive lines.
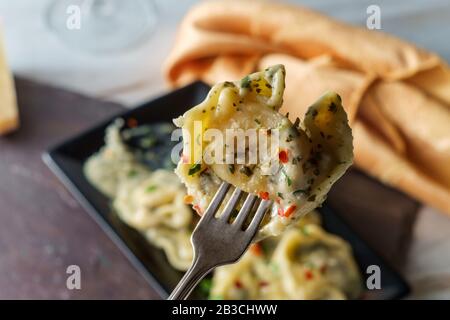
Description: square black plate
xmin=43 ymin=81 xmax=409 ymax=300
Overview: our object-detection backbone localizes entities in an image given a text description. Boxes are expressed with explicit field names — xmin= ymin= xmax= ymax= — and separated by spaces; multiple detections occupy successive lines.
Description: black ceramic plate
xmin=43 ymin=81 xmax=409 ymax=300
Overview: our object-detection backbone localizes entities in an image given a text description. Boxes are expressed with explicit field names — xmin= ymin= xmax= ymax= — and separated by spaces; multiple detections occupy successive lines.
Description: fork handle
xmin=168 ymin=259 xmax=212 ymax=300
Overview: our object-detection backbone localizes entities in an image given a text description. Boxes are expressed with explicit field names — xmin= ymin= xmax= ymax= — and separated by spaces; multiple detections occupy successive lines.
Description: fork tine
xmin=202 ymin=182 xmax=230 ymax=220
xmin=245 ymin=199 xmax=272 ymax=235
xmin=233 ymin=193 xmax=257 ymax=227
xmin=219 ymin=187 xmax=243 ymax=222
xmin=170 ymin=185 xmax=274 ymax=300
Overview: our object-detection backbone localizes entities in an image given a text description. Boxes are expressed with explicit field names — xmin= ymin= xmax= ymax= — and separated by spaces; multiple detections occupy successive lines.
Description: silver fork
xmin=168 ymin=182 xmax=272 ymax=300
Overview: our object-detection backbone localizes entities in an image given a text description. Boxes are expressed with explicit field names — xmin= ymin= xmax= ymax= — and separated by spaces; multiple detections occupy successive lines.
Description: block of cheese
xmin=0 ymin=28 xmax=18 ymax=135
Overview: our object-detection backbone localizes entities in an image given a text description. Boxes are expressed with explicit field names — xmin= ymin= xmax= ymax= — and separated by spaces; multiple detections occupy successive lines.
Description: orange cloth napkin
xmin=164 ymin=0 xmax=450 ymax=215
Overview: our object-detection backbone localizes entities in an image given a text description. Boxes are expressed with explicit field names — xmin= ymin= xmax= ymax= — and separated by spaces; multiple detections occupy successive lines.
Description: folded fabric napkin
xmin=164 ymin=0 xmax=450 ymax=215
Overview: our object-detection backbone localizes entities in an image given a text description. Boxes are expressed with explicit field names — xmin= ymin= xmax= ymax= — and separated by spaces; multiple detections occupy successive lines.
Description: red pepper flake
xmin=284 ymin=205 xmax=297 ymax=217
xmin=127 ymin=117 xmax=138 ymax=128
xmin=278 ymin=205 xmax=297 ymax=218
xmin=258 ymin=191 xmax=269 ymax=200
xmin=277 ymin=207 xmax=283 ymax=216
xmin=259 ymin=281 xmax=269 ymax=288
xmin=234 ymin=280 xmax=243 ymax=289
xmin=305 ymin=270 xmax=314 ymax=280
xmin=193 ymin=205 xmax=202 ymax=214
xmin=278 ymin=150 xmax=289 ymax=163
xmin=249 ymin=243 xmax=263 ymax=256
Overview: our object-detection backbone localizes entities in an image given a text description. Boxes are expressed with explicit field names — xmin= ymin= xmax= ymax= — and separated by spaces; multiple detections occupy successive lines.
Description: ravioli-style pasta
xmin=84 ymin=120 xmax=194 ymax=270
xmin=83 ymin=120 xmax=362 ymax=299
xmin=209 ymin=212 xmax=362 ymax=300
xmin=113 ymin=170 xmax=194 ymax=270
xmin=174 ymin=65 xmax=353 ymax=239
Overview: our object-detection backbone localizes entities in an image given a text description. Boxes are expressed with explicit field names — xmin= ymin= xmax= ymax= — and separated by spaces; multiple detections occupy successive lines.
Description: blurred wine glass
xmin=46 ymin=0 xmax=158 ymax=53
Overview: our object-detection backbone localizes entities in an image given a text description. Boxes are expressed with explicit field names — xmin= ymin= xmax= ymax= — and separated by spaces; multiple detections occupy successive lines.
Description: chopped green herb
xmin=188 ymin=163 xmax=202 ymax=176
xmin=260 ymin=242 xmax=271 ymax=255
xmin=277 ymin=192 xmax=284 ymax=199
xmin=292 ymin=155 xmax=303 ymax=165
xmin=301 ymin=226 xmax=310 ymax=236
xmin=240 ymin=166 xmax=253 ymax=177
xmin=286 ymin=134 xmax=293 ymax=142
xmin=127 ymin=169 xmax=138 ymax=177
xmin=139 ymin=137 xmax=156 ymax=148
xmin=240 ymin=76 xmax=251 ymax=88
xmin=281 ymin=168 xmax=292 ymax=186
xmin=293 ymin=189 xmax=308 ymax=196
xmin=228 ymin=164 xmax=235 ymax=174
xmin=146 ymin=185 xmax=157 ymax=192
xmin=269 ymin=262 xmax=279 ymax=274
xmin=199 ymin=278 xmax=212 ymax=297
xmin=307 ymin=194 xmax=316 ymax=202
xmin=254 ymin=118 xmax=261 ymax=125
xmin=328 ymin=102 xmax=337 ymax=113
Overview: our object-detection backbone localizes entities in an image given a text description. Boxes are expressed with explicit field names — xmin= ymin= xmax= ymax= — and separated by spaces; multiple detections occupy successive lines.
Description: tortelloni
xmin=209 ymin=214 xmax=363 ymax=300
xmin=84 ymin=121 xmax=194 ymax=271
xmin=114 ymin=170 xmax=192 ymax=231
xmin=272 ymin=225 xmax=362 ymax=299
xmin=174 ymin=65 xmax=353 ymax=239
xmin=114 ymin=170 xmax=194 ymax=271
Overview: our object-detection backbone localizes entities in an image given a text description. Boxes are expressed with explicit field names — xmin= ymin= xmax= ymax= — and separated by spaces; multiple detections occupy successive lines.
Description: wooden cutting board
xmin=0 ymin=77 xmax=419 ymax=298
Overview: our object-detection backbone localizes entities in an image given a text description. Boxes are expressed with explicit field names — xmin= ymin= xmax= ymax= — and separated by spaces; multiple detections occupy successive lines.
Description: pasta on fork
xmin=174 ymin=65 xmax=353 ymax=239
